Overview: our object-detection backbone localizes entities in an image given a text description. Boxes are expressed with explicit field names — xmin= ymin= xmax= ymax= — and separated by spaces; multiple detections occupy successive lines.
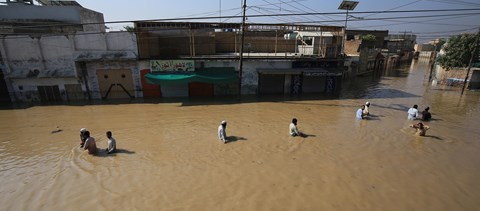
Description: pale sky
xmin=77 ymin=0 xmax=480 ymax=43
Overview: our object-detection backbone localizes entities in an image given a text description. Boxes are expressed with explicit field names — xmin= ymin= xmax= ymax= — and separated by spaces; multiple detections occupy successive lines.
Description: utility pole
xmin=461 ymin=28 xmax=480 ymax=95
xmin=428 ymin=39 xmax=439 ymax=82
xmin=238 ymin=0 xmax=246 ymax=96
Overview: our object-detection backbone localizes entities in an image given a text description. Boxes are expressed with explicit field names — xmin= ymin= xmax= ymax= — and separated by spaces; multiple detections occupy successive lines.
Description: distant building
xmin=384 ymin=33 xmax=417 ymax=53
xmin=344 ymin=30 xmax=387 ymax=76
xmin=135 ymin=22 xmax=346 ymax=97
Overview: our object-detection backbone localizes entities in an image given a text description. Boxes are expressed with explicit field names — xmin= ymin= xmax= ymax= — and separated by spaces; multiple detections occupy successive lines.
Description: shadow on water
xmin=94 ymin=148 xmax=136 ymax=157
xmin=424 ymin=135 xmax=443 ymax=140
xmin=299 ymin=133 xmax=316 ymax=138
xmin=226 ymin=136 xmax=247 ymax=143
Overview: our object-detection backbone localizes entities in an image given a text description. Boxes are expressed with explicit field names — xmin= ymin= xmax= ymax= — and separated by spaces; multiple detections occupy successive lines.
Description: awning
xmin=145 ymin=69 xmax=238 ymax=85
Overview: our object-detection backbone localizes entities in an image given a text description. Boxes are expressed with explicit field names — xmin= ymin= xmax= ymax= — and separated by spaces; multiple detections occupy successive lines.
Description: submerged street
xmin=1 ymin=58 xmax=480 ymax=210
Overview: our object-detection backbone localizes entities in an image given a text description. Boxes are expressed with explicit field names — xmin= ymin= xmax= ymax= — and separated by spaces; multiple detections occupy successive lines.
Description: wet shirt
xmin=356 ymin=108 xmax=364 ymax=119
xmin=107 ymin=137 xmax=116 ymax=153
xmin=289 ymin=123 xmax=299 ymax=136
xmin=407 ymin=108 xmax=419 ymax=120
xmin=218 ymin=125 xmax=226 ymax=142
xmin=422 ymin=110 xmax=431 ymax=121
xmin=83 ymin=137 xmax=97 ymax=154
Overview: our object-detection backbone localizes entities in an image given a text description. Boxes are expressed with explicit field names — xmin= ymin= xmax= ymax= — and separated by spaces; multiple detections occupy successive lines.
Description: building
xmin=135 ymin=22 xmax=345 ymax=97
xmin=0 ymin=0 xmax=139 ymax=103
xmin=344 ymin=30 xmax=387 ymax=76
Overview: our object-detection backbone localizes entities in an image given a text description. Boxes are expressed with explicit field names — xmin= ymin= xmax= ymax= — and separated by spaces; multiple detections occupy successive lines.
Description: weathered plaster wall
xmin=40 ymin=36 xmax=76 ymax=75
xmin=434 ymin=66 xmax=478 ymax=87
xmin=74 ymin=33 xmax=107 ymax=51
xmin=80 ymin=8 xmax=105 ymax=32
xmin=0 ymin=32 xmax=139 ymax=102
xmin=3 ymin=36 xmax=43 ymax=74
xmin=10 ymin=77 xmax=79 ymax=102
xmin=106 ymin=32 xmax=137 ymax=51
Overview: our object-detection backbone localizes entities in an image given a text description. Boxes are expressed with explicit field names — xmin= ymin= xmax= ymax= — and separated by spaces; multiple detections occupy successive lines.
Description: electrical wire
xmin=4 ymin=8 xmax=480 ymax=29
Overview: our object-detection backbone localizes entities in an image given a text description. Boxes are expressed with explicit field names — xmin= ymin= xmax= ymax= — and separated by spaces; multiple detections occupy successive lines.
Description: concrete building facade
xmin=135 ymin=22 xmax=345 ymax=98
xmin=0 ymin=31 xmax=138 ymax=102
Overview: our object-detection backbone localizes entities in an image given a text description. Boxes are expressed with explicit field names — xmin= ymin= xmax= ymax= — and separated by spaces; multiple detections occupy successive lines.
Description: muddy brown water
xmin=1 ymin=59 xmax=480 ymax=210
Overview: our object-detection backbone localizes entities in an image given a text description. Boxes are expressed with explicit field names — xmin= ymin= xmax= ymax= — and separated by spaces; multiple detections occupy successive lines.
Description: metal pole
xmin=461 ymin=28 xmax=480 ymax=95
xmin=238 ymin=0 xmax=247 ymax=96
xmin=428 ymin=43 xmax=438 ymax=82
xmin=342 ymin=9 xmax=349 ymax=56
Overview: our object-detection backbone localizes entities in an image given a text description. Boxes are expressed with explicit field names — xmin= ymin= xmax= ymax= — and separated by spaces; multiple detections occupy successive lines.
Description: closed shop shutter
xmin=189 ymin=82 xmax=213 ymax=97
xmin=302 ymin=76 xmax=326 ymax=93
xmin=161 ymin=84 xmax=188 ymax=97
xmin=65 ymin=84 xmax=84 ymax=100
xmin=258 ymin=74 xmax=285 ymax=94
xmin=96 ymin=69 xmax=134 ymax=99
xmin=37 ymin=85 xmax=61 ymax=102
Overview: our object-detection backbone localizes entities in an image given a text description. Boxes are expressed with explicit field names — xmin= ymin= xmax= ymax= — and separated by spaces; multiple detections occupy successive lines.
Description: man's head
xmin=84 ymin=131 xmax=90 ymax=137
xmin=425 ymin=107 xmax=430 ymax=111
xmin=80 ymin=128 xmax=87 ymax=133
xmin=416 ymin=122 xmax=424 ymax=128
xmin=106 ymin=131 xmax=112 ymax=138
xmin=292 ymin=118 xmax=297 ymax=125
xmin=366 ymin=102 xmax=370 ymax=106
xmin=221 ymin=120 xmax=227 ymax=127
xmin=413 ymin=104 xmax=418 ymax=109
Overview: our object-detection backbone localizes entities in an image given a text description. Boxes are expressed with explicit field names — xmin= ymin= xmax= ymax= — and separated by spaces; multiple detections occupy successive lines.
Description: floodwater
xmin=1 ymin=59 xmax=480 ymax=210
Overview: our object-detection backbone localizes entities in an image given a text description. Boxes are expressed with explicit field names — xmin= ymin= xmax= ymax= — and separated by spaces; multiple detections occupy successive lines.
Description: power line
xmin=351 ymin=14 xmax=477 ymax=29
xmin=4 ymin=8 xmax=480 ymax=29
xmin=260 ymin=0 xmax=316 ymax=23
xmin=360 ymin=0 xmax=424 ymax=19
xmin=273 ymin=12 xmax=480 ymax=25
xmin=290 ymin=0 xmax=336 ymax=22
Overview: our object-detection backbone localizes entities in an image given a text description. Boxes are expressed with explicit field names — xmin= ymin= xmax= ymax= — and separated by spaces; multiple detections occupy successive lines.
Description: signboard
xmin=303 ymin=72 xmax=342 ymax=77
xmin=150 ymin=60 xmax=195 ymax=72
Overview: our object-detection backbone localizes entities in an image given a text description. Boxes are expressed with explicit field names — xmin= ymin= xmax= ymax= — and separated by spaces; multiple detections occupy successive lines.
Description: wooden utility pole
xmin=461 ymin=28 xmax=480 ymax=95
xmin=238 ymin=0 xmax=246 ymax=96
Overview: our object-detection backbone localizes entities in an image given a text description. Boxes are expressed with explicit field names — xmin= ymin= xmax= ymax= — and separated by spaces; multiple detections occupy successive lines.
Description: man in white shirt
xmin=407 ymin=104 xmax=419 ymax=120
xmin=105 ymin=131 xmax=116 ymax=154
xmin=218 ymin=120 xmax=227 ymax=144
xmin=289 ymin=118 xmax=302 ymax=136
xmin=356 ymin=105 xmax=365 ymax=120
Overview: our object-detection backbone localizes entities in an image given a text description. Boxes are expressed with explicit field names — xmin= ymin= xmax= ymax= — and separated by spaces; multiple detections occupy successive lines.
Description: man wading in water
xmin=218 ymin=120 xmax=228 ymax=144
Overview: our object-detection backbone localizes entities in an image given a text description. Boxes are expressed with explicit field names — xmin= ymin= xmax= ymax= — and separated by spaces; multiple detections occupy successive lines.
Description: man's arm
xmin=83 ymin=138 xmax=89 ymax=150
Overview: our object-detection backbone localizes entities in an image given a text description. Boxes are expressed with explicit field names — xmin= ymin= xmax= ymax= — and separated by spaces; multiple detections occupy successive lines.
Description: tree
xmin=360 ymin=34 xmax=376 ymax=42
xmin=123 ymin=25 xmax=135 ymax=32
xmin=437 ymin=33 xmax=480 ymax=70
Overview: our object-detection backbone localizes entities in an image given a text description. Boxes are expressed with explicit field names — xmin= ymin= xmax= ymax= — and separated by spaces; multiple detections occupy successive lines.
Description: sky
xmin=76 ymin=0 xmax=480 ymax=43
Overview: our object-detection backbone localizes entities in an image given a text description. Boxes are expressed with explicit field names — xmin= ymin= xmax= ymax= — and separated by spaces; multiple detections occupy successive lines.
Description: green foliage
xmin=435 ymin=39 xmax=446 ymax=49
xmin=360 ymin=34 xmax=376 ymax=42
xmin=123 ymin=26 xmax=135 ymax=32
xmin=437 ymin=33 xmax=480 ymax=70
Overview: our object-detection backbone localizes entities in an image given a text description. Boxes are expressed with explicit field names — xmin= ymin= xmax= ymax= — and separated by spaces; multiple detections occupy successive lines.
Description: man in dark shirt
xmin=422 ymin=107 xmax=432 ymax=121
